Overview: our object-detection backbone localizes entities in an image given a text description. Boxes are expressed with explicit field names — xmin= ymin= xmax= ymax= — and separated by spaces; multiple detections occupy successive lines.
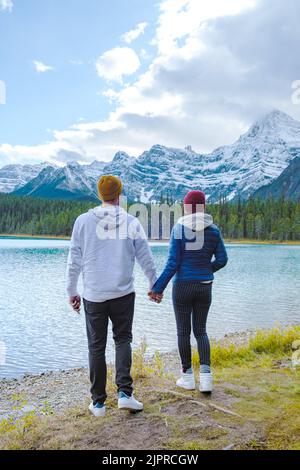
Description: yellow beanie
xmin=98 ymin=175 xmax=123 ymax=201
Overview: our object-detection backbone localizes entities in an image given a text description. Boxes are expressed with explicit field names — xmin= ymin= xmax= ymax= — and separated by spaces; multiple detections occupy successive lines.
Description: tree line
xmin=0 ymin=193 xmax=299 ymax=241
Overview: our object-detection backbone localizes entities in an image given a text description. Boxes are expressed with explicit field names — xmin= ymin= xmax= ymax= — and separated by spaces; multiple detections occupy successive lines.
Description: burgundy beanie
xmin=183 ymin=190 xmax=206 ymax=213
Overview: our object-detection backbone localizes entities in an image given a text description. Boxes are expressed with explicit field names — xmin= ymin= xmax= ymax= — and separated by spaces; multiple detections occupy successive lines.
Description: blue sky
xmin=0 ymin=0 xmax=300 ymax=166
xmin=0 ymin=0 xmax=157 ymax=145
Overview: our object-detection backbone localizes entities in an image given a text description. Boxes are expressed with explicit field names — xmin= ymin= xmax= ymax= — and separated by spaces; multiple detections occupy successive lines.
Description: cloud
xmin=122 ymin=22 xmax=148 ymax=44
xmin=1 ymin=0 xmax=300 ymax=167
xmin=33 ymin=60 xmax=54 ymax=73
xmin=95 ymin=47 xmax=141 ymax=83
xmin=102 ymin=88 xmax=120 ymax=104
xmin=140 ymin=48 xmax=152 ymax=60
xmin=0 ymin=0 xmax=13 ymax=12
xmin=153 ymin=0 xmax=257 ymax=55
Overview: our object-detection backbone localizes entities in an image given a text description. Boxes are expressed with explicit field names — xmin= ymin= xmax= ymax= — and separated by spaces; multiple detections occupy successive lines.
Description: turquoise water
xmin=0 ymin=238 xmax=300 ymax=378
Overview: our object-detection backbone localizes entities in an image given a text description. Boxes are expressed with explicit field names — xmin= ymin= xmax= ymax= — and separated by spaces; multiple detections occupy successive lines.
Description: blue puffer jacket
xmin=152 ymin=212 xmax=228 ymax=294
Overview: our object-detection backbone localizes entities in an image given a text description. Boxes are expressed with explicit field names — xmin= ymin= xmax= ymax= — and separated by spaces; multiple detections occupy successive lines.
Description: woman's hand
xmin=148 ymin=291 xmax=164 ymax=304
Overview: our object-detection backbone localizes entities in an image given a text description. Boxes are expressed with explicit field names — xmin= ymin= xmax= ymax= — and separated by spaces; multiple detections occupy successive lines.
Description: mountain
xmin=104 ymin=151 xmax=136 ymax=176
xmin=4 ymin=109 xmax=300 ymax=202
xmin=0 ymin=162 xmax=56 ymax=193
xmin=82 ymin=160 xmax=106 ymax=179
xmin=14 ymin=161 xmax=103 ymax=200
xmin=253 ymin=157 xmax=300 ymax=201
xmin=203 ymin=109 xmax=300 ymax=201
xmin=106 ymin=109 xmax=300 ymax=202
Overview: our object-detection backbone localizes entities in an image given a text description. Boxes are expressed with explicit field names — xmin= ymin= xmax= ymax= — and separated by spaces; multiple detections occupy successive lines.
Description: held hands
xmin=148 ymin=291 xmax=164 ymax=304
xmin=69 ymin=295 xmax=81 ymax=313
xmin=70 ymin=292 xmax=162 ymax=310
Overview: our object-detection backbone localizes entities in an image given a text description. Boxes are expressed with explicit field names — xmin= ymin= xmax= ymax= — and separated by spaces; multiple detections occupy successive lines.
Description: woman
xmin=149 ymin=190 xmax=228 ymax=393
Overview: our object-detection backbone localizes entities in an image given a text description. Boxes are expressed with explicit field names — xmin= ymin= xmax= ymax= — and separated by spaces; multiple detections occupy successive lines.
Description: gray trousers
xmin=83 ymin=292 xmax=135 ymax=405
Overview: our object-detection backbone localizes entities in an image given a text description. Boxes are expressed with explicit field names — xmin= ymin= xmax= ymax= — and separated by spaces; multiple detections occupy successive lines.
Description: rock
xmin=292 ymin=340 xmax=300 ymax=351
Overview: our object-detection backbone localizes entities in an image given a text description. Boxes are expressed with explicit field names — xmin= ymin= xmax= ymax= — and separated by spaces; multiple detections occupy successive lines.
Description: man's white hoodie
xmin=66 ymin=205 xmax=157 ymax=302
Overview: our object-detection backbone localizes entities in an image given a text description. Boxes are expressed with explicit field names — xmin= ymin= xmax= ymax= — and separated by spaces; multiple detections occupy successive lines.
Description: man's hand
xmin=148 ymin=291 xmax=163 ymax=304
xmin=69 ymin=295 xmax=81 ymax=313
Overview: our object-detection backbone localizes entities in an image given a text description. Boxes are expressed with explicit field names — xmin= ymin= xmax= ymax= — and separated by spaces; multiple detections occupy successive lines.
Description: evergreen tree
xmin=0 ymin=194 xmax=299 ymax=241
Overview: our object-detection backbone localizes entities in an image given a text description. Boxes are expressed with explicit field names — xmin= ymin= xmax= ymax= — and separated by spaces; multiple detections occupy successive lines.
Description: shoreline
xmin=0 ymin=324 xmax=299 ymax=450
xmin=0 ymin=322 xmax=296 ymax=390
xmin=1 ymin=233 xmax=300 ymax=245
xmin=0 ymin=329 xmax=255 ymax=385
xmin=0 ymin=233 xmax=71 ymax=240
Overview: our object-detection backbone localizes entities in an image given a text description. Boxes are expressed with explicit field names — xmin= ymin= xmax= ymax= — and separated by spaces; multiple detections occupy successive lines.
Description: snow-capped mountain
xmin=3 ymin=109 xmax=300 ymax=202
xmin=14 ymin=161 xmax=104 ymax=200
xmin=253 ymin=156 xmax=300 ymax=201
xmin=0 ymin=162 xmax=57 ymax=193
xmin=82 ymin=160 xmax=106 ymax=179
xmin=103 ymin=151 xmax=136 ymax=177
xmin=106 ymin=109 xmax=300 ymax=202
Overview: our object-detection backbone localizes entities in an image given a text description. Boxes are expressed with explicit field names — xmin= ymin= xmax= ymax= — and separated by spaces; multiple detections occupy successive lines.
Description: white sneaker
xmin=199 ymin=373 xmax=213 ymax=393
xmin=118 ymin=392 xmax=143 ymax=411
xmin=176 ymin=371 xmax=196 ymax=390
xmin=88 ymin=402 xmax=106 ymax=417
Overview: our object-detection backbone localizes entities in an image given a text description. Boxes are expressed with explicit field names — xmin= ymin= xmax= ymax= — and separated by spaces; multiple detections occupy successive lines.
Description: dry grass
xmin=0 ymin=325 xmax=299 ymax=450
xmin=192 ymin=325 xmax=300 ymax=369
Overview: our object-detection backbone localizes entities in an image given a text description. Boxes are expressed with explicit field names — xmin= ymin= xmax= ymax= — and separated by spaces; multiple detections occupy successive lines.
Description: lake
xmin=0 ymin=238 xmax=300 ymax=378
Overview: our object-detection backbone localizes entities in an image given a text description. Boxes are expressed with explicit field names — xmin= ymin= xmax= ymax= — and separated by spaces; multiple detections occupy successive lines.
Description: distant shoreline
xmin=0 ymin=233 xmax=70 ymax=240
xmin=1 ymin=233 xmax=300 ymax=245
xmin=224 ymin=239 xmax=300 ymax=245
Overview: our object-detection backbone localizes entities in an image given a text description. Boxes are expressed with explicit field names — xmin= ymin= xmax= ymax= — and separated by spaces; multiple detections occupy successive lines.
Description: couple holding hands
xmin=67 ymin=175 xmax=228 ymax=417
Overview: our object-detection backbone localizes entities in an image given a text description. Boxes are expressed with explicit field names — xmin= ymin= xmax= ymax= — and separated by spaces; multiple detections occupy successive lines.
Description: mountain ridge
xmin=253 ymin=156 xmax=300 ymax=201
xmin=1 ymin=109 xmax=300 ymax=202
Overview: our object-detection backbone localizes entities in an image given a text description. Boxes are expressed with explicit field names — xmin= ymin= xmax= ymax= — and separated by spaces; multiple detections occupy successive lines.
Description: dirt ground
xmin=1 ymin=344 xmax=299 ymax=451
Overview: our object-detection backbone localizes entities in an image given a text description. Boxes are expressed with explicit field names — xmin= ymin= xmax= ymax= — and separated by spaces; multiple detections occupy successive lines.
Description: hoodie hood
xmin=177 ymin=212 xmax=213 ymax=232
xmin=89 ymin=205 xmax=127 ymax=231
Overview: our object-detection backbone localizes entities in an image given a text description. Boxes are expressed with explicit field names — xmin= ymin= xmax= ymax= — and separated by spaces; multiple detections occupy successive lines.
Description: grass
xmin=0 ymin=325 xmax=299 ymax=450
xmin=192 ymin=324 xmax=300 ymax=370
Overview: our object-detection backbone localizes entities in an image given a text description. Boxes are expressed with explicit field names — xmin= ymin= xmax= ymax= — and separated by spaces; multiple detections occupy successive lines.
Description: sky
xmin=0 ymin=0 xmax=300 ymax=167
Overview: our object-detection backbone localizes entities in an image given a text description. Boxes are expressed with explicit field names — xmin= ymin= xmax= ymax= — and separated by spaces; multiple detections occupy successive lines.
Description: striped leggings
xmin=172 ymin=281 xmax=212 ymax=372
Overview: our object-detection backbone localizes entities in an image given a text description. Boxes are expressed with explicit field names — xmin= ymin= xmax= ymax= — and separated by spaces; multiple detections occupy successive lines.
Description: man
xmin=66 ymin=175 xmax=157 ymax=417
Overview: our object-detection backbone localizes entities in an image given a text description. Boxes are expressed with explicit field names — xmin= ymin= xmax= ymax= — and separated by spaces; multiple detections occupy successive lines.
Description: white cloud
xmin=0 ymin=142 xmax=63 ymax=166
xmin=33 ymin=60 xmax=54 ymax=73
xmin=154 ymin=0 xmax=257 ymax=55
xmin=95 ymin=47 xmax=141 ymax=83
xmin=140 ymin=48 xmax=151 ymax=60
xmin=0 ymin=0 xmax=13 ymax=12
xmin=102 ymin=88 xmax=120 ymax=104
xmin=2 ymin=0 xmax=300 ymax=168
xmin=122 ymin=22 xmax=148 ymax=44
